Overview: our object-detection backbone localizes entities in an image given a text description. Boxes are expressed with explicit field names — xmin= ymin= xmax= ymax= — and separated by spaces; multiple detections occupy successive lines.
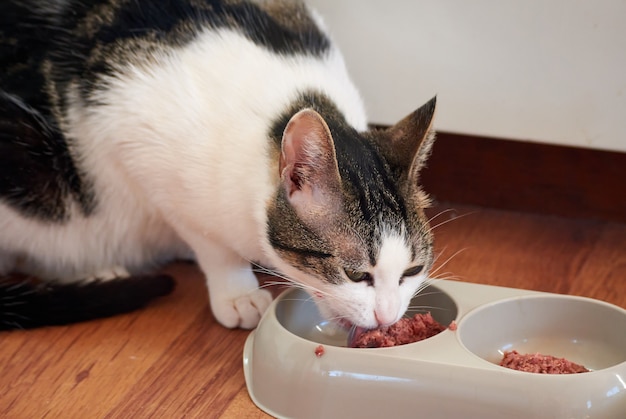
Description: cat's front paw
xmin=212 ymin=288 xmax=273 ymax=329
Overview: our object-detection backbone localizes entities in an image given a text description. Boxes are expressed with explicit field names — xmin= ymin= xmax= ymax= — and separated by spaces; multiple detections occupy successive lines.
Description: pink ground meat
xmin=350 ymin=312 xmax=446 ymax=348
xmin=314 ymin=345 xmax=325 ymax=357
xmin=499 ymin=350 xmax=589 ymax=374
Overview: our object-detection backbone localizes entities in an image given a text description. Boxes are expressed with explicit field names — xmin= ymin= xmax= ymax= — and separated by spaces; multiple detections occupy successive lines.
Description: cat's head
xmin=266 ymin=95 xmax=436 ymax=329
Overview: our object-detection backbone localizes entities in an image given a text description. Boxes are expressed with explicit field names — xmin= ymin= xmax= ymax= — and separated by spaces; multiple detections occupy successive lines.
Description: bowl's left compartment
xmin=243 ymin=287 xmax=460 ymax=418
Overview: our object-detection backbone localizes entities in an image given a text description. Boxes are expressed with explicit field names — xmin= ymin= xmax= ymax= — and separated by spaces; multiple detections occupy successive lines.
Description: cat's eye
xmin=402 ymin=265 xmax=424 ymax=277
xmin=344 ymin=269 xmax=372 ymax=284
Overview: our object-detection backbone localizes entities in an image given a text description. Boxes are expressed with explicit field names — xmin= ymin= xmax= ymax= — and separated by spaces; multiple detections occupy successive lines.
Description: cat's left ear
xmin=279 ymin=109 xmax=342 ymax=217
xmin=379 ymin=96 xmax=437 ymax=183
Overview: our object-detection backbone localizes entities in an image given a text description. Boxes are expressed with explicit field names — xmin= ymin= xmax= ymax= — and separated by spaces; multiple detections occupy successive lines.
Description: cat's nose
xmin=374 ymin=309 xmax=396 ymax=327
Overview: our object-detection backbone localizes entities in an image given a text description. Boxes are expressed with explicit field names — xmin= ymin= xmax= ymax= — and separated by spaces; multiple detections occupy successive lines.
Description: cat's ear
xmin=279 ymin=109 xmax=342 ymax=216
xmin=382 ymin=96 xmax=437 ymax=180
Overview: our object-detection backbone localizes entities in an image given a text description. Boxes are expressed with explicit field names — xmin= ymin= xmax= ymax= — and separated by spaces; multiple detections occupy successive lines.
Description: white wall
xmin=308 ymin=0 xmax=626 ymax=152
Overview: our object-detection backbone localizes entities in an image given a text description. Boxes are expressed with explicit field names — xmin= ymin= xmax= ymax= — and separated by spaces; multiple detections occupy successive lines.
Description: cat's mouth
xmin=346 ymin=326 xmax=369 ymax=347
xmin=330 ymin=316 xmax=364 ymax=347
xmin=310 ymin=289 xmax=381 ymax=334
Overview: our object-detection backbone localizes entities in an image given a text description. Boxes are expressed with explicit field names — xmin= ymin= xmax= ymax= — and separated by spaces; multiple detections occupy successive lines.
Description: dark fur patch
xmin=0 ymin=274 xmax=175 ymax=330
xmin=0 ymin=92 xmax=94 ymax=221
xmin=45 ymin=0 xmax=331 ymax=101
xmin=266 ymin=185 xmax=340 ymax=281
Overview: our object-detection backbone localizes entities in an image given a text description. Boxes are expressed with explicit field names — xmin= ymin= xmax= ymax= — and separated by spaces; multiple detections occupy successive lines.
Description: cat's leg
xmin=181 ymin=234 xmax=272 ymax=329
xmin=203 ymin=244 xmax=272 ymax=329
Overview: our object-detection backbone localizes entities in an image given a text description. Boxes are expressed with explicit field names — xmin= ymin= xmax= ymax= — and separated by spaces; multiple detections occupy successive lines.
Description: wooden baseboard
xmin=420 ymin=132 xmax=626 ymax=223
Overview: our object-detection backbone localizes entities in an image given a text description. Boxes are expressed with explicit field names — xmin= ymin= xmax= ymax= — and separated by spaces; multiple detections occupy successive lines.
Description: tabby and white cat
xmin=0 ymin=0 xmax=436 ymax=330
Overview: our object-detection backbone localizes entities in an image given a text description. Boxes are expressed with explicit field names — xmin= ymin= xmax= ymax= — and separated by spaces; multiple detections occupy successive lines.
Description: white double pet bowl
xmin=244 ymin=280 xmax=626 ymax=418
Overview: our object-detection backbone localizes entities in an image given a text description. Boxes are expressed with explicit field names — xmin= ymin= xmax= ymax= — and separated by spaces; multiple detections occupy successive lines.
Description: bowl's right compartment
xmin=457 ymin=294 xmax=626 ymax=371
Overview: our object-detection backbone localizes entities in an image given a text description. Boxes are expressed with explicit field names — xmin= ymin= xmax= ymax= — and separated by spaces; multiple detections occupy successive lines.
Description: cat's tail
xmin=0 ymin=274 xmax=175 ymax=330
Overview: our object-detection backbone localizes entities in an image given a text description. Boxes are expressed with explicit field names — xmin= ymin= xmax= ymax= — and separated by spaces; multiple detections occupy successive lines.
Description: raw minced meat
xmin=314 ymin=345 xmax=325 ymax=357
xmin=499 ymin=350 xmax=589 ymax=374
xmin=350 ymin=312 xmax=446 ymax=348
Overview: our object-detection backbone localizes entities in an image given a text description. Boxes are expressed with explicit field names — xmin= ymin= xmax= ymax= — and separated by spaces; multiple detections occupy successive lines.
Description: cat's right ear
xmin=279 ymin=109 xmax=342 ymax=218
xmin=380 ymin=96 xmax=437 ymax=182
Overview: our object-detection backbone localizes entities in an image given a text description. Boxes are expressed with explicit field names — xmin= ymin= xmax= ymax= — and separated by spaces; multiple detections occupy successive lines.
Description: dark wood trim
xmin=419 ymin=132 xmax=626 ymax=223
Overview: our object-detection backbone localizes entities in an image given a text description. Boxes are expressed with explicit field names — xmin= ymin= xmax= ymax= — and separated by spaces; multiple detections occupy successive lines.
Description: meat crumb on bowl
xmin=314 ymin=345 xmax=325 ymax=357
xmin=499 ymin=350 xmax=589 ymax=374
xmin=350 ymin=312 xmax=446 ymax=348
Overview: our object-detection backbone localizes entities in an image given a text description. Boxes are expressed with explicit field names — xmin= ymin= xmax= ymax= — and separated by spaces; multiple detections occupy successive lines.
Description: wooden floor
xmin=1 ymin=204 xmax=625 ymax=418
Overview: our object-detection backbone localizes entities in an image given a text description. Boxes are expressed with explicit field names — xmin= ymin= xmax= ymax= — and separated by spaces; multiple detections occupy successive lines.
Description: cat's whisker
xmin=249 ymin=262 xmax=280 ymax=276
xmin=411 ymin=290 xmax=445 ymax=298
xmin=257 ymin=282 xmax=297 ymax=292
xmin=278 ymin=297 xmax=319 ymax=305
xmin=248 ymin=261 xmax=343 ymax=302
xmin=410 ymin=277 xmax=442 ymax=299
xmin=258 ymin=276 xmax=337 ymax=303
xmin=428 ymin=247 xmax=468 ymax=279
xmin=428 ymin=262 xmax=464 ymax=279
xmin=430 ymin=272 xmax=464 ymax=282
xmin=259 ymin=280 xmax=294 ymax=287
xmin=324 ymin=313 xmax=354 ymax=328
xmin=421 ymin=275 xmax=440 ymax=286
xmin=426 ymin=208 xmax=457 ymax=224
xmin=406 ymin=305 xmax=450 ymax=312
xmin=249 ymin=263 xmax=296 ymax=284
xmin=427 ymin=209 xmax=476 ymax=232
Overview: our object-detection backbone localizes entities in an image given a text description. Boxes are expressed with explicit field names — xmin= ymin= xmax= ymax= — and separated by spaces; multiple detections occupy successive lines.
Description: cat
xmin=0 ymin=0 xmax=437 ymax=331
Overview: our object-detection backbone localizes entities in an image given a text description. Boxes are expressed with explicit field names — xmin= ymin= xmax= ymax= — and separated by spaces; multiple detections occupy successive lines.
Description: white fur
xmin=309 ymin=224 xmax=425 ymax=329
xmin=371 ymin=229 xmax=417 ymax=324
xmin=0 ymin=27 xmax=368 ymax=328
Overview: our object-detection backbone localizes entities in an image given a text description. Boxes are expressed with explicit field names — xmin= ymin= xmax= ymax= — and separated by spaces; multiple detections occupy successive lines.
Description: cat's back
xmin=66 ymin=0 xmax=368 ymax=176
xmin=1 ymin=0 xmax=367 ymax=208
xmin=72 ymin=0 xmax=368 ymax=255
xmin=0 ymin=0 xmax=368 ymax=278
xmin=2 ymin=0 xmax=363 ymax=118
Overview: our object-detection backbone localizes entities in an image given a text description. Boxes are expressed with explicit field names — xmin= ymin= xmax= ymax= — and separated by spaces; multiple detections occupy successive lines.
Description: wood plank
xmin=103 ymin=316 xmax=249 ymax=418
xmin=426 ymin=205 xmax=626 ymax=306
xmin=569 ymin=223 xmax=626 ymax=308
xmin=1 ymin=263 xmax=209 ymax=418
